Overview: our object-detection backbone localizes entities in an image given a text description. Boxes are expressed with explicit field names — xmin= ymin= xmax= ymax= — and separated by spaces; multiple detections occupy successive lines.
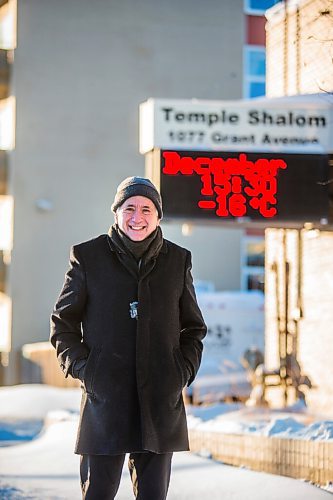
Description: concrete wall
xmin=5 ymin=0 xmax=245 ymax=383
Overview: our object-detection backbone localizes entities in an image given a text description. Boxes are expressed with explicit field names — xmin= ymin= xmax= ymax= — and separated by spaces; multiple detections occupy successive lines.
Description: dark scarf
xmin=116 ymin=225 xmax=158 ymax=262
xmin=108 ymin=224 xmax=163 ymax=279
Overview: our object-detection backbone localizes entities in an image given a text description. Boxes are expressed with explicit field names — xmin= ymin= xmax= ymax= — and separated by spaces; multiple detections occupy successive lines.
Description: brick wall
xmin=265 ymin=228 xmax=333 ymax=415
xmin=266 ymin=0 xmax=333 ymax=96
xmin=300 ymin=230 xmax=333 ymax=413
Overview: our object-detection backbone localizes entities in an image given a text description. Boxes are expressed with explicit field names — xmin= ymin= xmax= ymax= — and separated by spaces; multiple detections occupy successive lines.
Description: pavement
xmin=1 ymin=451 xmax=332 ymax=499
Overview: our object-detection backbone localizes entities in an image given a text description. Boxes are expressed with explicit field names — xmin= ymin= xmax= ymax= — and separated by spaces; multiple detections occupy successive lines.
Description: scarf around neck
xmin=115 ymin=225 xmax=159 ymax=261
xmin=108 ymin=224 xmax=164 ymax=278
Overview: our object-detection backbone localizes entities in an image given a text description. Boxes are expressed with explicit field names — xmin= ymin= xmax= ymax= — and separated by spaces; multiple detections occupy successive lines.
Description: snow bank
xmin=0 ymin=419 xmax=43 ymax=443
xmin=0 ymin=410 xmax=79 ymax=476
xmin=186 ymin=403 xmax=333 ymax=441
xmin=0 ymin=384 xmax=81 ymax=419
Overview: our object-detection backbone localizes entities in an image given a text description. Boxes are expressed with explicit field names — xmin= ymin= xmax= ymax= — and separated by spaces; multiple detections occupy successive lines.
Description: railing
xmin=189 ymin=428 xmax=333 ymax=486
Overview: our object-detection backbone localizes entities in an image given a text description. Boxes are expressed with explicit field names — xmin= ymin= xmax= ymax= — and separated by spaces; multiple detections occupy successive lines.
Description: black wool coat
xmin=50 ymin=232 xmax=207 ymax=455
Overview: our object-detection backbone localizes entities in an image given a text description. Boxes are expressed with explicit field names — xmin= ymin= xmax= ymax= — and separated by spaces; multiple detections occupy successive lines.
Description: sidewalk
xmin=1 ymin=451 xmax=332 ymax=499
xmin=0 ymin=386 xmax=332 ymax=499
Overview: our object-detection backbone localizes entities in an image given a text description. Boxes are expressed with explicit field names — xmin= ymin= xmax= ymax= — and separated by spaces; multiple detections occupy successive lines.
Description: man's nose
xmin=131 ymin=210 xmax=142 ymax=222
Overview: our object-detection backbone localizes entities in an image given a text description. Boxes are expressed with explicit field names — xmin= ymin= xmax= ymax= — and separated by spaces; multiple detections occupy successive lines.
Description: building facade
xmin=265 ymin=228 xmax=333 ymax=415
xmin=243 ymin=0 xmax=280 ymax=98
xmin=266 ymin=0 xmax=333 ymax=97
xmin=263 ymin=0 xmax=333 ymax=413
xmin=0 ymin=0 xmax=247 ymax=385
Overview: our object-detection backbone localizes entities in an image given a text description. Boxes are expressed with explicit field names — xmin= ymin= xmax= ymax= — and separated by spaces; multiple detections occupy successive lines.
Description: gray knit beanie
xmin=111 ymin=176 xmax=163 ymax=219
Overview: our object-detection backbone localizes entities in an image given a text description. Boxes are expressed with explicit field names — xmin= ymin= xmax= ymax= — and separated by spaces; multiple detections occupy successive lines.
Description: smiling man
xmin=50 ymin=176 xmax=206 ymax=500
xmin=116 ymin=196 xmax=158 ymax=240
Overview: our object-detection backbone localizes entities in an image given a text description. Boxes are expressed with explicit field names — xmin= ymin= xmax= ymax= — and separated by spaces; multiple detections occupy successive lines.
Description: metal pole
xmin=280 ymin=229 xmax=289 ymax=406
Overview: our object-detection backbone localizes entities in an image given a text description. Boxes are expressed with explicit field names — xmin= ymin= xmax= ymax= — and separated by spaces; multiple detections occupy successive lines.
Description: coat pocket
xmin=173 ymin=346 xmax=188 ymax=389
xmin=83 ymin=347 xmax=101 ymax=396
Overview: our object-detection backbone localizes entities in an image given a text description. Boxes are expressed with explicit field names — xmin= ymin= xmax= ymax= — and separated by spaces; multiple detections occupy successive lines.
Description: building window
xmin=241 ymin=235 xmax=265 ymax=292
xmin=243 ymin=45 xmax=266 ymax=98
xmin=244 ymin=0 xmax=280 ymax=16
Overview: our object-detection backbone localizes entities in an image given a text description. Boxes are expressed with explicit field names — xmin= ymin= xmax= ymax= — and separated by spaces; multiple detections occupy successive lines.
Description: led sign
xmin=156 ymin=150 xmax=329 ymax=222
xmin=163 ymin=152 xmax=287 ymax=218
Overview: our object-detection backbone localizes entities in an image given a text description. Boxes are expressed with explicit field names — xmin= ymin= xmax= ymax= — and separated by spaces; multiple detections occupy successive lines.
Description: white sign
xmin=139 ymin=97 xmax=333 ymax=154
xmin=196 ymin=291 xmax=264 ymax=369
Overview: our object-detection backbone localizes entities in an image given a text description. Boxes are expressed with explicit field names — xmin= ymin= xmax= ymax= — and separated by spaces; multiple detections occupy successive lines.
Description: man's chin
xmin=127 ymin=230 xmax=147 ymax=241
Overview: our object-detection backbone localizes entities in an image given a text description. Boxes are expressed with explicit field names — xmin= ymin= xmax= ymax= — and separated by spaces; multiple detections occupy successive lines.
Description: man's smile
xmin=129 ymin=225 xmax=146 ymax=231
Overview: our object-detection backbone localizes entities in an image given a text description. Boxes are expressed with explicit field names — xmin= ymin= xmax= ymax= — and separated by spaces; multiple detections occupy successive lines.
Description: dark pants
xmin=80 ymin=452 xmax=173 ymax=500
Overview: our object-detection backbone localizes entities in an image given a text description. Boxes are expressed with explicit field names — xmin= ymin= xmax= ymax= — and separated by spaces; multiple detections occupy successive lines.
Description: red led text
xmin=162 ymin=152 xmax=287 ymax=218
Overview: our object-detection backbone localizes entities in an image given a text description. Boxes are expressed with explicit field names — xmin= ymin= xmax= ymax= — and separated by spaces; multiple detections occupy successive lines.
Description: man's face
xmin=116 ymin=195 xmax=160 ymax=241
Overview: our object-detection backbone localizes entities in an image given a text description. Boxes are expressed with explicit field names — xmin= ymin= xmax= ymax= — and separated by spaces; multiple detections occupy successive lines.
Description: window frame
xmin=243 ymin=45 xmax=266 ymax=99
xmin=244 ymin=0 xmax=279 ymax=16
xmin=241 ymin=235 xmax=265 ymax=292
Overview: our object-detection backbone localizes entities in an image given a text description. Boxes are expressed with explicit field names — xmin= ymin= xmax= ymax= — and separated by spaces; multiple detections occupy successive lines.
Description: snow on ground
xmin=186 ymin=402 xmax=333 ymax=440
xmin=0 ymin=385 xmax=332 ymax=499
xmin=1 ymin=414 xmax=331 ymax=500
xmin=0 ymin=385 xmax=81 ymax=419
xmin=0 ymin=413 xmax=79 ymax=477
xmin=0 ymin=415 xmax=81 ymax=500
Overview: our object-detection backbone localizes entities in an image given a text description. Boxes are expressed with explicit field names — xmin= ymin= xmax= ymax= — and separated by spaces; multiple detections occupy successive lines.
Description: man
xmin=50 ymin=176 xmax=207 ymax=500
